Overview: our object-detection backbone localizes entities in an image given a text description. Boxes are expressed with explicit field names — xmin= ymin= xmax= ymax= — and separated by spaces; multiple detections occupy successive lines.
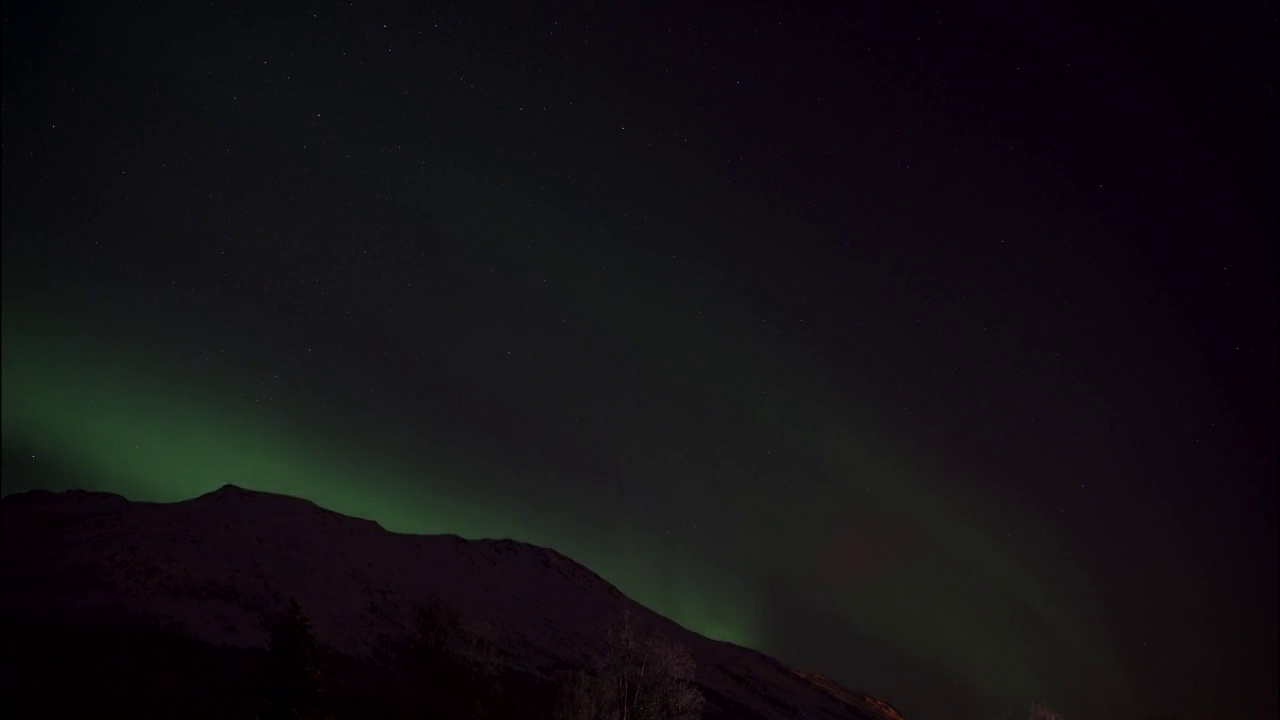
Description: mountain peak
xmin=202 ymin=483 xmax=270 ymax=498
xmin=190 ymin=484 xmax=321 ymax=510
xmin=2 ymin=487 xmax=904 ymax=720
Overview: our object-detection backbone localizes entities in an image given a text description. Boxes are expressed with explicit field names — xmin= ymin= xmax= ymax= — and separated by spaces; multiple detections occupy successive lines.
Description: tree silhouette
xmin=260 ymin=598 xmax=326 ymax=720
xmin=403 ymin=596 xmax=502 ymax=719
xmin=558 ymin=608 xmax=703 ymax=720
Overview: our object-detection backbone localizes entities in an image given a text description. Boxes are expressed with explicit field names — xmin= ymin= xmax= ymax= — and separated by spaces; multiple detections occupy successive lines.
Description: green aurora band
xmin=2 ymin=324 xmax=1128 ymax=712
xmin=0 ymin=332 xmax=761 ymax=648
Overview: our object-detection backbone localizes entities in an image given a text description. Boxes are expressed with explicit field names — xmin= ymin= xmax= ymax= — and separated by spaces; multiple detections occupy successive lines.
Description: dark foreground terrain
xmin=3 ymin=616 xmax=567 ymax=719
xmin=1 ymin=486 xmax=904 ymax=719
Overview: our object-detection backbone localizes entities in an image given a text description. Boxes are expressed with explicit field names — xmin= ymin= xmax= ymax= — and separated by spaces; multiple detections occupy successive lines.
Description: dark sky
xmin=2 ymin=2 xmax=1276 ymax=718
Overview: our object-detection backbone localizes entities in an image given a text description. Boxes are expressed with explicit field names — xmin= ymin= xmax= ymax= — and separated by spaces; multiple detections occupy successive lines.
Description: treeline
xmin=255 ymin=598 xmax=704 ymax=720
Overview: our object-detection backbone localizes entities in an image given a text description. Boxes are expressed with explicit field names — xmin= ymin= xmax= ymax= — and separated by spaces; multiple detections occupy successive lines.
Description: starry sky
xmin=2 ymin=2 xmax=1276 ymax=718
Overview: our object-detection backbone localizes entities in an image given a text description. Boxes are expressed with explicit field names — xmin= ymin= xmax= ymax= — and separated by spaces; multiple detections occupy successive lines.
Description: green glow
xmin=803 ymin=424 xmax=1130 ymax=706
xmin=0 ymin=332 xmax=762 ymax=649
xmin=2 ymin=309 xmax=1125 ymax=708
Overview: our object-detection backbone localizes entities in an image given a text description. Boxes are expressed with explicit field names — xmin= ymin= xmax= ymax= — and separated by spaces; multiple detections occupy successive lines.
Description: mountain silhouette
xmin=1 ymin=484 xmax=904 ymax=719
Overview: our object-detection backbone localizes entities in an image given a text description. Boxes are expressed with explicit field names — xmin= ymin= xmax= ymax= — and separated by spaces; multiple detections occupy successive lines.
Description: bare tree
xmin=403 ymin=596 xmax=503 ymax=719
xmin=558 ymin=668 xmax=611 ymax=720
xmin=1026 ymin=702 xmax=1063 ymax=720
xmin=559 ymin=608 xmax=703 ymax=720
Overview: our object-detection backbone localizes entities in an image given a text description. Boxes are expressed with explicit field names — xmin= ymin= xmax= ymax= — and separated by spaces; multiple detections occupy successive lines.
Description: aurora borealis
xmin=3 ymin=2 xmax=1277 ymax=719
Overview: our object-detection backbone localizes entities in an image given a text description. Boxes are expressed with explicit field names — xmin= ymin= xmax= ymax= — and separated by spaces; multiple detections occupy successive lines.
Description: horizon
xmin=3 ymin=2 xmax=1276 ymax=718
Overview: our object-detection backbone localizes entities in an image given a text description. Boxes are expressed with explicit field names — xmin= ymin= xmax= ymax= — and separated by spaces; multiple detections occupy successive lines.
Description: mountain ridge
xmin=1 ymin=485 xmax=905 ymax=720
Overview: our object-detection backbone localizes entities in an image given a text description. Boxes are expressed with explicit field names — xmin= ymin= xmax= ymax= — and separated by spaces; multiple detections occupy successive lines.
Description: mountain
xmin=0 ymin=485 xmax=905 ymax=719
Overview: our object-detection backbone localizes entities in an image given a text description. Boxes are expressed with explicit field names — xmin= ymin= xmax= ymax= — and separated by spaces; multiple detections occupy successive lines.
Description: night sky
xmin=2 ymin=2 xmax=1276 ymax=718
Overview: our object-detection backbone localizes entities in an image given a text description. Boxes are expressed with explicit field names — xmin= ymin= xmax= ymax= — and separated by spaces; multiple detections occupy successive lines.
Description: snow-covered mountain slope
xmin=1 ymin=485 xmax=904 ymax=720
